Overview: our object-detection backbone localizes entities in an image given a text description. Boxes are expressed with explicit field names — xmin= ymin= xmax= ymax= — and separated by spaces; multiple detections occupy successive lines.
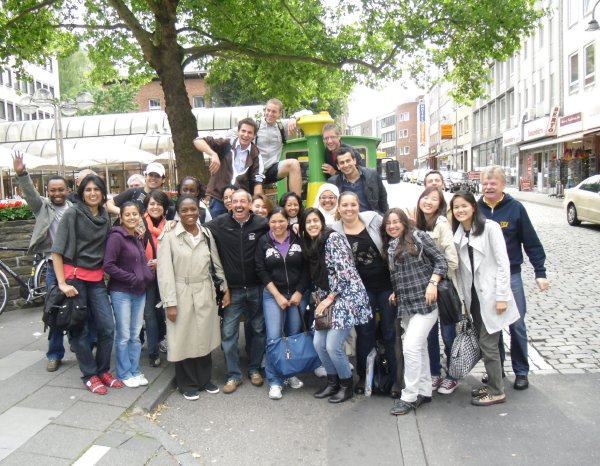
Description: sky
xmin=347 ymin=81 xmax=425 ymax=127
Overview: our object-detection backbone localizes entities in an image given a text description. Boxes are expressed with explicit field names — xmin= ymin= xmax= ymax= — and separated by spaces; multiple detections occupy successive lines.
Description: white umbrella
xmin=0 ymin=147 xmax=48 ymax=170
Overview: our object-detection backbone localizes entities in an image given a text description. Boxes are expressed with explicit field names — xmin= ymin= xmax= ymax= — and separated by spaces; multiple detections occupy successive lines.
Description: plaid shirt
xmin=388 ymin=230 xmax=448 ymax=318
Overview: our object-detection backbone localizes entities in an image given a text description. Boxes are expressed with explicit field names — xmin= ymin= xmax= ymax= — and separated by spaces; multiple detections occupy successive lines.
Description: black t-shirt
xmin=346 ymin=228 xmax=391 ymax=292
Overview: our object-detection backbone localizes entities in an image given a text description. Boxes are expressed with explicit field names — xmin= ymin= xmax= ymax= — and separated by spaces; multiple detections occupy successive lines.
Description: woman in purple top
xmin=104 ymin=202 xmax=154 ymax=388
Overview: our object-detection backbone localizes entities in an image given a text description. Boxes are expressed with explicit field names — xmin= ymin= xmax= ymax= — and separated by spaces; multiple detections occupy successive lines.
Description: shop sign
xmin=546 ymin=106 xmax=560 ymax=135
xmin=440 ymin=123 xmax=454 ymax=139
xmin=558 ymin=112 xmax=583 ymax=136
xmin=523 ymin=116 xmax=550 ymax=141
xmin=502 ymin=127 xmax=521 ymax=147
xmin=418 ymin=100 xmax=427 ymax=145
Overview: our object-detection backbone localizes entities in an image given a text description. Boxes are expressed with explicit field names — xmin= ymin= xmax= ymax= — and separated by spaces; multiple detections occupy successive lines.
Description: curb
xmin=134 ymin=363 xmax=176 ymax=413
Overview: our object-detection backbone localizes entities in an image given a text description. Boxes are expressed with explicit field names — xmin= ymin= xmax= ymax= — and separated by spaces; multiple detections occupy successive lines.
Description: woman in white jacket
xmin=450 ymin=191 xmax=519 ymax=406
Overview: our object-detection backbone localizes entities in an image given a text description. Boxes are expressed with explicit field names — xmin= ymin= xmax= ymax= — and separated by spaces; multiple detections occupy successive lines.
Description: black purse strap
xmin=201 ymin=227 xmax=218 ymax=277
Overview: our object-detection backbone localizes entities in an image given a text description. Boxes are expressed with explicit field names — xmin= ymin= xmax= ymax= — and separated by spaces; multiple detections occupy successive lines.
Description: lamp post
xmin=18 ymin=89 xmax=94 ymax=177
xmin=587 ymin=0 xmax=600 ymax=31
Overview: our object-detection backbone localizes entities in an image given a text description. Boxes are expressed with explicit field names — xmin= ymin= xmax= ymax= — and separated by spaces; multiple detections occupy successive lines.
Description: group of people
xmin=14 ymin=97 xmax=548 ymax=415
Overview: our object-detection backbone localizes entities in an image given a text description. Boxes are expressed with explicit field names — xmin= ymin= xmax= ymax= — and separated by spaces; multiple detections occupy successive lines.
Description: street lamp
xmin=18 ymin=89 xmax=95 ymax=177
xmin=587 ymin=0 xmax=600 ymax=31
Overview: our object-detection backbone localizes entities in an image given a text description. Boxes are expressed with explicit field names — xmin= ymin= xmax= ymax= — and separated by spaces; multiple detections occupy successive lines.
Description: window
xmin=148 ymin=98 xmax=161 ymax=111
xmin=381 ymin=131 xmax=396 ymax=143
xmin=474 ymin=111 xmax=479 ymax=134
xmin=0 ymin=99 xmax=5 ymax=120
xmin=464 ymin=116 xmax=469 ymax=133
xmin=15 ymin=107 xmax=22 ymax=121
xmin=458 ymin=120 xmax=463 ymax=136
xmin=569 ymin=52 xmax=579 ymax=92
xmin=398 ymin=129 xmax=408 ymax=138
xmin=380 ymin=115 xmax=395 ymax=128
xmin=482 ymin=107 xmax=488 ymax=130
xmin=540 ymin=78 xmax=545 ymax=102
xmin=490 ymin=102 xmax=496 ymax=127
xmin=568 ymin=0 xmax=578 ymax=26
xmin=509 ymin=57 xmax=514 ymax=76
xmin=549 ymin=74 xmax=554 ymax=101
xmin=6 ymin=103 xmax=14 ymax=121
xmin=500 ymin=97 xmax=506 ymax=122
xmin=399 ymin=112 xmax=410 ymax=121
xmin=499 ymin=62 xmax=505 ymax=82
xmin=192 ymin=95 xmax=204 ymax=108
xmin=401 ymin=146 xmax=410 ymax=155
xmin=584 ymin=43 xmax=595 ymax=86
xmin=532 ymin=84 xmax=537 ymax=104
xmin=35 ymin=80 xmax=41 ymax=90
xmin=509 ymin=92 xmax=515 ymax=116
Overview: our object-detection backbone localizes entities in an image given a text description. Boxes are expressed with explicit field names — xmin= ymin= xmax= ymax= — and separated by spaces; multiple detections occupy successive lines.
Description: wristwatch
xmin=428 ymin=279 xmax=439 ymax=286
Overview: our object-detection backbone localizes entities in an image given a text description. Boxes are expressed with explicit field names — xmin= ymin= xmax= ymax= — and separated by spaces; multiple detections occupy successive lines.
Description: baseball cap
xmin=144 ymin=162 xmax=165 ymax=177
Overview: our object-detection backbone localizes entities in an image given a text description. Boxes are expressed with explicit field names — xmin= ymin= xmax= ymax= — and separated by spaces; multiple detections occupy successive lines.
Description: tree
xmin=0 ymin=0 xmax=542 ymax=182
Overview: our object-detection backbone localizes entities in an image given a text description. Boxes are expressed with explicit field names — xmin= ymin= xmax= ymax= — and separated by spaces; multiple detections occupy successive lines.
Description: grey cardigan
xmin=15 ymin=173 xmax=73 ymax=256
xmin=332 ymin=210 xmax=384 ymax=254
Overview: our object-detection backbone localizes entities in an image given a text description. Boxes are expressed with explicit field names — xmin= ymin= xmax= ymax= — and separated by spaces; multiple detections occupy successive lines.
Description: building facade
xmin=134 ymin=71 xmax=208 ymax=112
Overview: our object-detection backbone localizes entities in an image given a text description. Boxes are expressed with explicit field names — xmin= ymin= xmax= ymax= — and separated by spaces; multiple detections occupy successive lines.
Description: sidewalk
xmin=0 ymin=305 xmax=188 ymax=465
xmin=504 ymin=186 xmax=564 ymax=209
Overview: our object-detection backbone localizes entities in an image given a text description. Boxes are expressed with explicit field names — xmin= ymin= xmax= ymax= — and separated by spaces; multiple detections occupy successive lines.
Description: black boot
xmin=329 ymin=377 xmax=353 ymax=403
xmin=314 ymin=375 xmax=340 ymax=398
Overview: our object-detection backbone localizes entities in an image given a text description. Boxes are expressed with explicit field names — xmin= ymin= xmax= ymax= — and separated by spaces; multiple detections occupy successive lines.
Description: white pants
xmin=401 ymin=310 xmax=439 ymax=403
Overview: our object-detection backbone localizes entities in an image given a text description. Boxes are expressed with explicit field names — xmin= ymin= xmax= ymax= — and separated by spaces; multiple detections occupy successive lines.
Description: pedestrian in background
xmin=451 ymin=191 xmax=519 ymax=406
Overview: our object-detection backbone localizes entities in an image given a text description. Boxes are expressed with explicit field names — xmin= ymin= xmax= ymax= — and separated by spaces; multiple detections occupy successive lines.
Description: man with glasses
xmin=329 ymin=149 xmax=388 ymax=214
xmin=321 ymin=123 xmax=364 ymax=177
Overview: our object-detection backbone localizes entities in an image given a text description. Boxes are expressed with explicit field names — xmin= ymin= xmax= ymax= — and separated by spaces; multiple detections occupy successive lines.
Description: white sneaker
xmin=314 ymin=366 xmax=327 ymax=378
xmin=159 ymin=338 xmax=168 ymax=353
xmin=349 ymin=362 xmax=354 ymax=372
xmin=285 ymin=376 xmax=304 ymax=389
xmin=268 ymin=385 xmax=283 ymax=400
xmin=122 ymin=377 xmax=140 ymax=388
xmin=136 ymin=374 xmax=149 ymax=386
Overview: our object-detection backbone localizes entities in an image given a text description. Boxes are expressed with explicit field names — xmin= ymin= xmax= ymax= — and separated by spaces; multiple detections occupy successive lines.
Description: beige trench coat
xmin=157 ymin=223 xmax=227 ymax=362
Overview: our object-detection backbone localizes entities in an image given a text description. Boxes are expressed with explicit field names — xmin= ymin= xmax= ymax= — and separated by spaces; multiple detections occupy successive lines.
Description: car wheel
xmin=567 ymin=203 xmax=581 ymax=226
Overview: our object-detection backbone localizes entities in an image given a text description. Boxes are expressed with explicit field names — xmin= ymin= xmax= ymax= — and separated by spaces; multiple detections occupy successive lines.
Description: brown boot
xmin=329 ymin=377 xmax=353 ymax=403
xmin=314 ymin=374 xmax=340 ymax=398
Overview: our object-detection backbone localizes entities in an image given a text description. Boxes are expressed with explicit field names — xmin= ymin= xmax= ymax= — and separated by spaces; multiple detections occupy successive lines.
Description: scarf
xmin=308 ymin=229 xmax=334 ymax=291
xmin=144 ymin=212 xmax=166 ymax=260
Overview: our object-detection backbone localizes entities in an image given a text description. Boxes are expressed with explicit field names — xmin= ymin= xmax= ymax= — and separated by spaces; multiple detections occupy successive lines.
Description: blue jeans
xmin=263 ymin=288 xmax=307 ymax=386
xmin=209 ymin=198 xmax=227 ymax=219
xmin=45 ymin=262 xmax=65 ymax=361
xmin=499 ymin=273 xmax=529 ymax=376
xmin=366 ymin=289 xmax=398 ymax=386
xmin=144 ymin=279 xmax=165 ymax=358
xmin=427 ymin=319 xmax=457 ymax=380
xmin=313 ymin=327 xmax=352 ymax=379
xmin=221 ymin=286 xmax=265 ymax=380
xmin=69 ymin=280 xmax=115 ymax=381
xmin=111 ymin=290 xmax=145 ymax=380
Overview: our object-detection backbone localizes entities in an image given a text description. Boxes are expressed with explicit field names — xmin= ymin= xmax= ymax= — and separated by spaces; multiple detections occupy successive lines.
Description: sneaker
xmin=203 ymin=381 xmax=219 ymax=394
xmin=285 ymin=376 xmax=304 ymax=389
xmin=471 ymin=392 xmax=506 ymax=406
xmin=431 ymin=375 xmax=443 ymax=391
xmin=85 ymin=375 xmax=108 ymax=395
xmin=122 ymin=377 xmax=140 ymax=388
xmin=149 ymin=355 xmax=161 ymax=367
xmin=471 ymin=386 xmax=488 ymax=398
xmin=136 ymin=374 xmax=149 ymax=386
xmin=415 ymin=394 xmax=432 ymax=407
xmin=314 ymin=366 xmax=327 ymax=378
xmin=183 ymin=390 xmax=200 ymax=401
xmin=390 ymin=399 xmax=416 ymax=416
xmin=269 ymin=385 xmax=283 ymax=400
xmin=46 ymin=359 xmax=61 ymax=372
xmin=99 ymin=372 xmax=124 ymax=389
xmin=223 ymin=378 xmax=242 ymax=394
xmin=249 ymin=372 xmax=264 ymax=387
xmin=159 ymin=338 xmax=168 ymax=353
xmin=438 ymin=378 xmax=458 ymax=395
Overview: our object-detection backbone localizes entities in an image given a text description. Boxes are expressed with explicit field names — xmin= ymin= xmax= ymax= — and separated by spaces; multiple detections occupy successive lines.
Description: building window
xmin=464 ymin=116 xmax=469 ymax=133
xmin=500 ymin=97 xmax=506 ymax=122
xmin=482 ymin=107 xmax=488 ymax=130
xmin=6 ymin=103 xmax=14 ymax=121
xmin=380 ymin=115 xmax=395 ymax=128
xmin=569 ymin=52 xmax=579 ymax=93
xmin=149 ymin=98 xmax=161 ymax=111
xmin=399 ymin=112 xmax=410 ymax=121
xmin=568 ymin=0 xmax=578 ymax=26
xmin=532 ymin=83 xmax=537 ymax=104
xmin=381 ymin=131 xmax=396 ymax=143
xmin=540 ymin=78 xmax=545 ymax=102
xmin=398 ymin=128 xmax=408 ymax=138
xmin=0 ymin=100 xmax=6 ymax=120
xmin=192 ymin=95 xmax=204 ymax=108
xmin=499 ymin=62 xmax=505 ymax=82
xmin=584 ymin=43 xmax=595 ymax=86
xmin=474 ymin=111 xmax=479 ymax=134
xmin=508 ymin=92 xmax=515 ymax=116
xmin=401 ymin=146 xmax=410 ymax=155
xmin=458 ymin=120 xmax=463 ymax=136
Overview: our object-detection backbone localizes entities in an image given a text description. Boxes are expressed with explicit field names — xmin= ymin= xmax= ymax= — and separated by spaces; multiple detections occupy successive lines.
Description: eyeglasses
xmin=319 ymin=196 xmax=337 ymax=201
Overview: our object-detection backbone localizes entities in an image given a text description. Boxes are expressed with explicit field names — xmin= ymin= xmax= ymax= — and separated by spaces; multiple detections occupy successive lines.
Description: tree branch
xmin=3 ymin=0 xmax=58 ymax=28
xmin=105 ymin=0 xmax=153 ymax=48
xmin=55 ymin=23 xmax=129 ymax=31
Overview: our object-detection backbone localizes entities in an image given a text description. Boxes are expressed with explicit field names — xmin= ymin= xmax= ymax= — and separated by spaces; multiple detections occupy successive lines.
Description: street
xmin=153 ymin=182 xmax=600 ymax=465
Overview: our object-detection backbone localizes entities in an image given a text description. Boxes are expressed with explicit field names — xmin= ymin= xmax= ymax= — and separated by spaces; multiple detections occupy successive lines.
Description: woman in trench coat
xmin=157 ymin=195 xmax=229 ymax=400
xmin=450 ymin=191 xmax=519 ymax=407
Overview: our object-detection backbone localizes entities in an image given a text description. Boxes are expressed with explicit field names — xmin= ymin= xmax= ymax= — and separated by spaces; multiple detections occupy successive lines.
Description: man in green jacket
xmin=13 ymin=151 xmax=72 ymax=372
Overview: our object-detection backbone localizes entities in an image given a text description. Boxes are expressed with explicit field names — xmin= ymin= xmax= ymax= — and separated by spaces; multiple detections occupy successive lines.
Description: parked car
xmin=445 ymin=171 xmax=472 ymax=192
xmin=564 ymin=174 xmax=600 ymax=226
xmin=402 ymin=171 xmax=413 ymax=182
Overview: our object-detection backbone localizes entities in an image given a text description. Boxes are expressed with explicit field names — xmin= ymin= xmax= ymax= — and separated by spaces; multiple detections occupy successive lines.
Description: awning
xmin=519 ymin=131 xmax=586 ymax=151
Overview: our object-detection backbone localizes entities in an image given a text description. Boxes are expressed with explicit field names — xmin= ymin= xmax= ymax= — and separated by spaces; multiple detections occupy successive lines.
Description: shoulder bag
xmin=437 ymin=277 xmax=462 ymax=325
xmin=312 ymin=292 xmax=333 ymax=330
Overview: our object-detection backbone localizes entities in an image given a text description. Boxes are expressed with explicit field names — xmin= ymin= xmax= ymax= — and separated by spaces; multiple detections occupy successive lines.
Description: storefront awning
xmin=519 ymin=131 xmax=586 ymax=151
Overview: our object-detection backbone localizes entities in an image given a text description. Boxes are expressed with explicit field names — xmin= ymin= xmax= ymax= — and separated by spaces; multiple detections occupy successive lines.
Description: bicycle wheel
xmin=0 ymin=270 xmax=9 ymax=316
xmin=33 ymin=257 xmax=48 ymax=293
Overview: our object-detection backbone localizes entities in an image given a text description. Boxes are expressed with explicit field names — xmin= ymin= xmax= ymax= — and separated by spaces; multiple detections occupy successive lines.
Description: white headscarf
xmin=312 ymin=183 xmax=340 ymax=225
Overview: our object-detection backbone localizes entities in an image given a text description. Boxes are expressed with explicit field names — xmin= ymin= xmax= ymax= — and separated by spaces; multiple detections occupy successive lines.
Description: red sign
xmin=559 ymin=113 xmax=582 ymax=126
xmin=520 ymin=178 xmax=532 ymax=191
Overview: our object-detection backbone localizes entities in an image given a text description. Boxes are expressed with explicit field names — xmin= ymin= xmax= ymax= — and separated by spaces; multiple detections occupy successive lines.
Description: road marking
xmin=72 ymin=445 xmax=111 ymax=465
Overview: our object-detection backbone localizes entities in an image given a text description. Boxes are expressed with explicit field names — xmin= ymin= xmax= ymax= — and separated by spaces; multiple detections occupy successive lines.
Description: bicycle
xmin=0 ymin=246 xmax=48 ymax=316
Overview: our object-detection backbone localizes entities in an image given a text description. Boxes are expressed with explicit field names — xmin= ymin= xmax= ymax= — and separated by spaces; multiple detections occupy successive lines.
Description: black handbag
xmin=437 ymin=277 xmax=462 ymax=325
xmin=44 ymin=279 xmax=88 ymax=336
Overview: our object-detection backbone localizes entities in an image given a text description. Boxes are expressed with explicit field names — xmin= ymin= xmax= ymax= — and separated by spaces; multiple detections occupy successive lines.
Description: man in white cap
xmin=106 ymin=162 xmax=174 ymax=218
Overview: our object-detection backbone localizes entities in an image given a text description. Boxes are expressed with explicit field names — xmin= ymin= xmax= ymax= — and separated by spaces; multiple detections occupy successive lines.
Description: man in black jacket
xmin=205 ymin=189 xmax=269 ymax=394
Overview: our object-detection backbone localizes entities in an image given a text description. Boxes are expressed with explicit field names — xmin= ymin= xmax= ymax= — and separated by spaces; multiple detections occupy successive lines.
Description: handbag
xmin=448 ymin=307 xmax=481 ymax=380
xmin=44 ymin=278 xmax=88 ymax=336
xmin=312 ymin=292 xmax=333 ymax=330
xmin=202 ymin=227 xmax=225 ymax=308
xmin=266 ymin=305 xmax=321 ymax=378
xmin=437 ymin=277 xmax=462 ymax=325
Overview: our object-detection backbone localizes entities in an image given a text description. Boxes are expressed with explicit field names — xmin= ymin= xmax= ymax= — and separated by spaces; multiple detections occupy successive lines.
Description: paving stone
xmin=0 ymin=450 xmax=71 ymax=465
xmin=120 ymin=435 xmax=162 ymax=457
xmin=0 ymin=350 xmax=45 ymax=381
xmin=94 ymin=431 xmax=134 ymax=448
xmin=53 ymin=400 xmax=124 ymax=431
xmin=146 ymin=448 xmax=181 ymax=465
xmin=19 ymin=424 xmax=102 ymax=460
xmin=16 ymin=384 xmax=82 ymax=412
xmin=95 ymin=446 xmax=154 ymax=465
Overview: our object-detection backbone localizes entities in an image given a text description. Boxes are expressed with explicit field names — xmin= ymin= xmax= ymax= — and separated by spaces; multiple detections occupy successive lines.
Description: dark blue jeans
xmin=144 ymin=279 xmax=165 ymax=359
xmin=366 ymin=289 xmax=398 ymax=387
xmin=427 ymin=319 xmax=457 ymax=380
xmin=45 ymin=262 xmax=65 ymax=361
xmin=69 ymin=280 xmax=115 ymax=381
xmin=221 ymin=286 xmax=265 ymax=380
xmin=499 ymin=273 xmax=529 ymax=376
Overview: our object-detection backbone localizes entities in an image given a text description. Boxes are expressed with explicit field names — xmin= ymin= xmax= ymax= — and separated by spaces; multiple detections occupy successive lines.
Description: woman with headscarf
xmin=312 ymin=183 xmax=340 ymax=226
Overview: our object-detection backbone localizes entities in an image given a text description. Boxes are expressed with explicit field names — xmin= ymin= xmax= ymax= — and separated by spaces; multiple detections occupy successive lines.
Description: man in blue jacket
xmin=478 ymin=166 xmax=550 ymax=391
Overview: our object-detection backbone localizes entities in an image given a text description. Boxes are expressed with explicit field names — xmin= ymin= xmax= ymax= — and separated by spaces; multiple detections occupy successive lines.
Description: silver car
xmin=564 ymin=174 xmax=600 ymax=226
